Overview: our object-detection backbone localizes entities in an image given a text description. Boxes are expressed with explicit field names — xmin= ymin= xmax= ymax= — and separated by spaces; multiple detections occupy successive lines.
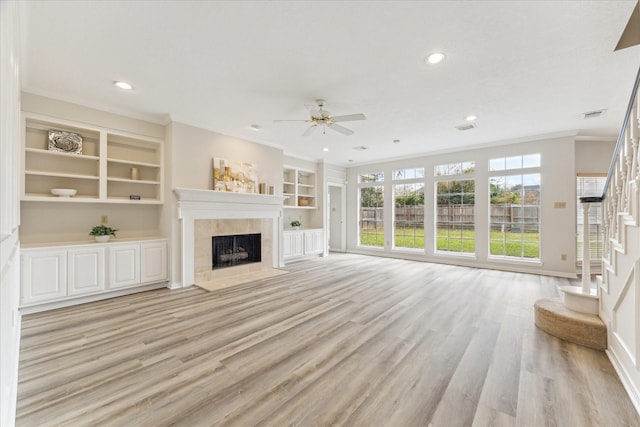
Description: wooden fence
xmin=360 ymin=205 xmax=540 ymax=232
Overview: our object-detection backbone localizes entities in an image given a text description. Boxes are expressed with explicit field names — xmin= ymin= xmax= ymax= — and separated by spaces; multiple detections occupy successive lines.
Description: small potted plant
xmin=290 ymin=220 xmax=301 ymax=230
xmin=90 ymin=225 xmax=118 ymax=242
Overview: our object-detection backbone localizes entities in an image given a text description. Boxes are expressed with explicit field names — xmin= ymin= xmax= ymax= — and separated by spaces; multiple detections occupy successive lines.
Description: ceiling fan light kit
xmin=275 ymin=99 xmax=366 ymax=136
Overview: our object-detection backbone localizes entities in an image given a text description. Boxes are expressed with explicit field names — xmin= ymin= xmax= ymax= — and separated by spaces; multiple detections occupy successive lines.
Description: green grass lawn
xmin=360 ymin=227 xmax=540 ymax=258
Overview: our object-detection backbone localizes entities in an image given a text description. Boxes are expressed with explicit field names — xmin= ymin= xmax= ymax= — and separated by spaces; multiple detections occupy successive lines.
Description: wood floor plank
xmin=15 ymin=253 xmax=640 ymax=426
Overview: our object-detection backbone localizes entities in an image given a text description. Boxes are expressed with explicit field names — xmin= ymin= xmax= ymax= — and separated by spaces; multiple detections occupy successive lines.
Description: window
xmin=393 ymin=168 xmax=425 ymax=250
xmin=434 ymin=162 xmax=475 ymax=254
xmin=435 ymin=161 xmax=475 ymax=176
xmin=358 ymin=172 xmax=384 ymax=183
xmin=359 ymin=172 xmax=384 ymax=247
xmin=489 ymin=154 xmax=540 ymax=171
xmin=489 ymin=172 xmax=541 ymax=259
xmin=435 ymin=179 xmax=475 ymax=253
xmin=489 ymin=153 xmax=540 ymax=259
xmin=577 ymin=175 xmax=606 ymax=266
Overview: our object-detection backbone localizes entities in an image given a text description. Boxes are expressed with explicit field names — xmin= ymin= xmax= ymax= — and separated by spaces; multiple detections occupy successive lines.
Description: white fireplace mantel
xmin=174 ymin=188 xmax=285 ymax=287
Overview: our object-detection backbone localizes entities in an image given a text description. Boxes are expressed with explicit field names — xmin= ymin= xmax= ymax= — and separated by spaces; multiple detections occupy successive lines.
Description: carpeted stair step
xmin=534 ymin=298 xmax=607 ymax=350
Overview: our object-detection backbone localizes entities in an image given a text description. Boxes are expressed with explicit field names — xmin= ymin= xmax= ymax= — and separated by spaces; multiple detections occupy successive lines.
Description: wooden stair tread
xmin=534 ymin=298 xmax=607 ymax=350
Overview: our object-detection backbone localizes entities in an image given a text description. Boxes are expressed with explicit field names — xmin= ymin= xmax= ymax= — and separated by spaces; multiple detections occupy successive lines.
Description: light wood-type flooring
xmin=16 ymin=254 xmax=640 ymax=426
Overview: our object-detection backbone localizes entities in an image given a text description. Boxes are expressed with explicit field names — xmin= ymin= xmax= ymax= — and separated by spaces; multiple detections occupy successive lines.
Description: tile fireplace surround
xmin=174 ymin=188 xmax=285 ymax=287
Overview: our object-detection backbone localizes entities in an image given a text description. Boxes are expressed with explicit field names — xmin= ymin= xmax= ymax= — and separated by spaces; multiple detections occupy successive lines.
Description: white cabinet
xmin=283 ymin=166 xmax=316 ymax=208
xmin=109 ymin=244 xmax=140 ymax=289
xmin=141 ymin=241 xmax=168 ymax=283
xmin=67 ymin=247 xmax=105 ymax=296
xmin=21 ymin=239 xmax=168 ymax=310
xmin=283 ymin=229 xmax=324 ymax=261
xmin=21 ymin=249 xmax=67 ymax=304
xmin=283 ymin=230 xmax=304 ymax=259
xmin=109 ymin=241 xmax=168 ymax=289
xmin=304 ymin=229 xmax=324 ymax=255
xmin=22 ymin=113 xmax=163 ymax=204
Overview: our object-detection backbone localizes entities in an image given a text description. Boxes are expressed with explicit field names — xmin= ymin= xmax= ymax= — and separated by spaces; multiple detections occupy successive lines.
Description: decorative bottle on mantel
xmin=224 ymin=166 xmax=233 ymax=191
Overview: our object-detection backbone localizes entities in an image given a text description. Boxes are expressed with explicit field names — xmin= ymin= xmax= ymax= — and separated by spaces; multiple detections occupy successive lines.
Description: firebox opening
xmin=212 ymin=233 xmax=261 ymax=270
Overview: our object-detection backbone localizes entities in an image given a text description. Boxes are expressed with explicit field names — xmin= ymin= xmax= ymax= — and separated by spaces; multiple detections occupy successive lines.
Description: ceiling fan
xmin=274 ymin=99 xmax=366 ymax=136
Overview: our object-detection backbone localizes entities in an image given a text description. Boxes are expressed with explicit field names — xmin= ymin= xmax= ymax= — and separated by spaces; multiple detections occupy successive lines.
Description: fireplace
xmin=174 ymin=188 xmax=285 ymax=287
xmin=212 ymin=233 xmax=261 ymax=269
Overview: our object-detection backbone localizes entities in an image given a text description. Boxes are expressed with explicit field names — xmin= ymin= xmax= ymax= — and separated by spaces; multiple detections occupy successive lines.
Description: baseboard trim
xmin=346 ymin=249 xmax=577 ymax=279
xmin=20 ymin=282 xmax=169 ymax=314
xmin=606 ymin=347 xmax=640 ymax=417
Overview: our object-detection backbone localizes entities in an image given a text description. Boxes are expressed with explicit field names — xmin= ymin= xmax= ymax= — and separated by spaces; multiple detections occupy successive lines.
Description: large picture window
xmin=358 ymin=172 xmax=384 ymax=247
xmin=434 ymin=162 xmax=475 ymax=254
xmin=436 ymin=179 xmax=475 ymax=253
xmin=393 ymin=168 xmax=425 ymax=250
xmin=489 ymin=155 xmax=541 ymax=259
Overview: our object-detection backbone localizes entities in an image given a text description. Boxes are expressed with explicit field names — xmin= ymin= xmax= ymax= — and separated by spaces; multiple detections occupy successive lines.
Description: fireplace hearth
xmin=212 ymin=233 xmax=261 ymax=270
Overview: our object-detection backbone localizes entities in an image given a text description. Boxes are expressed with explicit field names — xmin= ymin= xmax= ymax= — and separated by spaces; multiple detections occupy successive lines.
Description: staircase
xmin=537 ymin=67 xmax=640 ymax=413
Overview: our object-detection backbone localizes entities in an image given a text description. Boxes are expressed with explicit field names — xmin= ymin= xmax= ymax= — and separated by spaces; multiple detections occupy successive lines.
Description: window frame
xmin=357 ymin=172 xmax=385 ymax=249
xmin=392 ymin=168 xmax=426 ymax=253
xmin=488 ymin=154 xmax=542 ymax=262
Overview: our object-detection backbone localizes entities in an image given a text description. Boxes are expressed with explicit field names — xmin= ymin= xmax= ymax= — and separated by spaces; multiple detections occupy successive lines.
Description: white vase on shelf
xmin=94 ymin=235 xmax=111 ymax=243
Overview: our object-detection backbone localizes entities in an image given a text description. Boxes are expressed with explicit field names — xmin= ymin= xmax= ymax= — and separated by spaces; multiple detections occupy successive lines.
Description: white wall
xmin=19 ymin=94 xmax=166 ymax=244
xmin=165 ymin=122 xmax=284 ymax=287
xmin=346 ymin=135 xmax=578 ymax=277
xmin=1 ymin=2 xmax=22 ymax=425
xmin=575 ymin=139 xmax=616 ymax=173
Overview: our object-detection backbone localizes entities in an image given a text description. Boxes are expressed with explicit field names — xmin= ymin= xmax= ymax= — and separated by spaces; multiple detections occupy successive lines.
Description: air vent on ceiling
xmin=352 ymin=145 xmax=368 ymax=151
xmin=581 ymin=109 xmax=606 ymax=119
xmin=455 ymin=123 xmax=477 ymax=131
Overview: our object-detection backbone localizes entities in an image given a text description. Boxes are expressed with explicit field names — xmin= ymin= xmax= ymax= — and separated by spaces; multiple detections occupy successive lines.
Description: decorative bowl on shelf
xmin=298 ymin=197 xmax=310 ymax=206
xmin=51 ymin=188 xmax=77 ymax=197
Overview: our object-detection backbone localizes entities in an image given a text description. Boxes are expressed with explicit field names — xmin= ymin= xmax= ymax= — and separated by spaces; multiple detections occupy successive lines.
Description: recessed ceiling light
xmin=456 ymin=123 xmax=477 ymax=131
xmin=113 ymin=80 xmax=133 ymax=90
xmin=393 ymin=139 xmax=400 ymax=144
xmin=249 ymin=124 xmax=261 ymax=131
xmin=426 ymin=52 xmax=445 ymax=64
xmin=465 ymin=115 xmax=477 ymax=121
xmin=322 ymin=147 xmax=329 ymax=152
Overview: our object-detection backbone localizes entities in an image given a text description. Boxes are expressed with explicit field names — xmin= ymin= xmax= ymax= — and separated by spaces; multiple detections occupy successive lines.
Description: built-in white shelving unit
xmin=283 ymin=166 xmax=316 ymax=209
xmin=22 ymin=113 xmax=164 ymax=204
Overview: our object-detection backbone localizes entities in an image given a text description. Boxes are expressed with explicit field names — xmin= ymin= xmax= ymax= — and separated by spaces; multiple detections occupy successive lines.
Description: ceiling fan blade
xmin=273 ymin=119 xmax=310 ymax=122
xmin=328 ymin=123 xmax=354 ymax=136
xmin=330 ymin=113 xmax=366 ymax=123
xmin=302 ymin=125 xmax=317 ymax=136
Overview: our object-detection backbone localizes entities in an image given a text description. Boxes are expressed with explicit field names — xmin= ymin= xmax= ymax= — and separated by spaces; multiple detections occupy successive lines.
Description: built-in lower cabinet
xmin=21 ymin=238 xmax=168 ymax=311
xmin=109 ymin=243 xmax=141 ymax=289
xmin=283 ymin=229 xmax=324 ymax=261
xmin=21 ymin=249 xmax=67 ymax=304
xmin=67 ymin=246 xmax=105 ymax=296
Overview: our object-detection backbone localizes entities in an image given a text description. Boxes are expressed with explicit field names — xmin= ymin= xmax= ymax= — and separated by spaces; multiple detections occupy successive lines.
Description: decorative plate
xmin=48 ymin=131 xmax=83 ymax=154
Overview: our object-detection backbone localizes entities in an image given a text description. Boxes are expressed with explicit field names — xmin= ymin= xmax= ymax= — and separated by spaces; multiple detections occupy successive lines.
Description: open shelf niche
xmin=23 ymin=113 xmax=163 ymax=204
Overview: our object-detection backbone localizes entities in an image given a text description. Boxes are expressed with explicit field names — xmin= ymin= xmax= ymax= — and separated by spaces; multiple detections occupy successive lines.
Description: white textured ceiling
xmin=20 ymin=1 xmax=640 ymax=165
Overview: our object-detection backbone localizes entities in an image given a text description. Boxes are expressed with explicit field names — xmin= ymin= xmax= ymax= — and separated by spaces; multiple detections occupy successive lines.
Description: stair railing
xmin=599 ymin=67 xmax=640 ymax=276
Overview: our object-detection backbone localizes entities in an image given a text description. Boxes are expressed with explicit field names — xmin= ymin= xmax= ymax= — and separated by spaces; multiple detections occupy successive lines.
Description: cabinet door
xmin=283 ymin=231 xmax=304 ymax=259
xmin=312 ymin=230 xmax=324 ymax=253
xmin=21 ymin=249 xmax=67 ymax=304
xmin=67 ymin=247 xmax=105 ymax=296
xmin=304 ymin=230 xmax=324 ymax=255
xmin=283 ymin=232 xmax=293 ymax=259
xmin=140 ymin=241 xmax=167 ymax=284
xmin=291 ymin=232 xmax=304 ymax=257
xmin=108 ymin=244 xmax=140 ymax=288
